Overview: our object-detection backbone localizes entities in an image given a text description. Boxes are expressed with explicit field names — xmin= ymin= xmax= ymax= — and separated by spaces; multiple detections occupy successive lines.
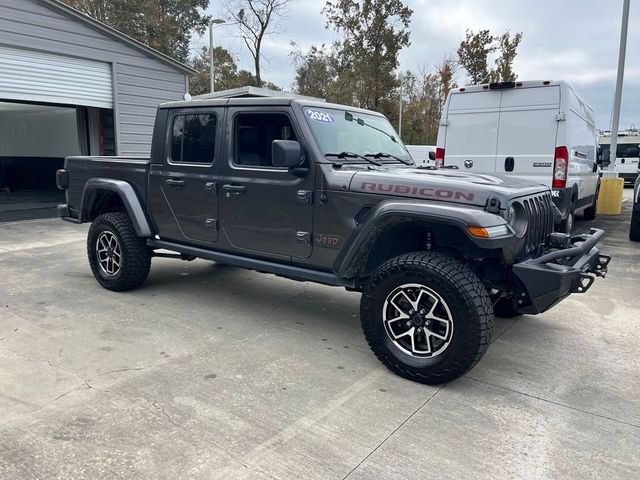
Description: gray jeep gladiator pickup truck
xmin=56 ymin=98 xmax=610 ymax=384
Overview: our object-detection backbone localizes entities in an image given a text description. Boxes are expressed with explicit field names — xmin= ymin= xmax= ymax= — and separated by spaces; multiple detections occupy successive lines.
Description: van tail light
xmin=552 ymin=146 xmax=569 ymax=188
xmin=435 ymin=147 xmax=445 ymax=168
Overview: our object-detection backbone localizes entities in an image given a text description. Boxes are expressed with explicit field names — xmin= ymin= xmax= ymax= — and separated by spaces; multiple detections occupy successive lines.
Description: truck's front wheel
xmin=360 ymin=253 xmax=494 ymax=385
xmin=87 ymin=212 xmax=151 ymax=291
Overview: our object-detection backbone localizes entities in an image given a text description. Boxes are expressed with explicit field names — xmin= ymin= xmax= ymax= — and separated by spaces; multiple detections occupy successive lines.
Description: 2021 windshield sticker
xmin=304 ymin=108 xmax=335 ymax=125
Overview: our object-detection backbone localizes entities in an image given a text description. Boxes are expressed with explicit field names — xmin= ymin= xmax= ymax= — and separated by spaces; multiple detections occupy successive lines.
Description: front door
xmin=219 ymin=108 xmax=314 ymax=259
xmin=148 ymin=108 xmax=222 ymax=245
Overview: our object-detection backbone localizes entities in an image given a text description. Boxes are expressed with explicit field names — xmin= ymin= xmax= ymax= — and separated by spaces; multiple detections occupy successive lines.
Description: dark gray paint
xmin=59 ymin=98 xmax=608 ymax=315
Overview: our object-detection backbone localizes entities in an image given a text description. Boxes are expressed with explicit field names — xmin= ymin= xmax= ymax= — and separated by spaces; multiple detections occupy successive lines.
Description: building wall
xmin=0 ymin=0 xmax=189 ymax=156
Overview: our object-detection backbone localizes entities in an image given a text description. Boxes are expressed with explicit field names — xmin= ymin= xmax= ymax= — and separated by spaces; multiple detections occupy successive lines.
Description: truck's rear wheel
xmin=87 ymin=212 xmax=151 ymax=291
xmin=360 ymin=252 xmax=494 ymax=385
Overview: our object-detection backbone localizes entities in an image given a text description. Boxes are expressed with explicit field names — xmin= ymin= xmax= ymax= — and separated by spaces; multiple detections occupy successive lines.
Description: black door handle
xmin=222 ymin=184 xmax=246 ymax=195
xmin=505 ymin=157 xmax=515 ymax=172
xmin=165 ymin=179 xmax=185 ymax=186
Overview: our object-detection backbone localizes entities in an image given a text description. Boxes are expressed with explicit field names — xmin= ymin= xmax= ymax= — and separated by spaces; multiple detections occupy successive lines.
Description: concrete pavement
xmin=0 ymin=190 xmax=638 ymax=479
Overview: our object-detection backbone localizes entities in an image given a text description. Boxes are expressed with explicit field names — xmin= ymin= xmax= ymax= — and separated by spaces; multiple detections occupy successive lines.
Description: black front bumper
xmin=511 ymin=229 xmax=609 ymax=314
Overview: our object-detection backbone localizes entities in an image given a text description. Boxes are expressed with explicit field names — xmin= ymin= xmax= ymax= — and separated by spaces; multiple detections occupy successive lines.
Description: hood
xmin=349 ymin=167 xmax=549 ymax=208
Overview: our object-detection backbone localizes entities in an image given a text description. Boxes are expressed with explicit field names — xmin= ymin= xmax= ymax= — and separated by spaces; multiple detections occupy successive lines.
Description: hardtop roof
xmin=159 ymin=97 xmax=386 ymax=117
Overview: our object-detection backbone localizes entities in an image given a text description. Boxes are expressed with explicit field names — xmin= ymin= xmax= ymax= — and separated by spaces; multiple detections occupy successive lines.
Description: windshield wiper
xmin=344 ymin=111 xmax=410 ymax=155
xmin=365 ymin=152 xmax=414 ymax=166
xmin=325 ymin=152 xmax=382 ymax=166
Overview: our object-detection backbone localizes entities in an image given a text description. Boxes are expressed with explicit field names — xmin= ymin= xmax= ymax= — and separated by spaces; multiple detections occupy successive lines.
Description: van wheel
xmin=558 ymin=200 xmax=575 ymax=233
xmin=87 ymin=212 xmax=152 ymax=291
xmin=630 ymin=208 xmax=640 ymax=241
xmin=583 ymin=193 xmax=598 ymax=220
xmin=360 ymin=252 xmax=494 ymax=385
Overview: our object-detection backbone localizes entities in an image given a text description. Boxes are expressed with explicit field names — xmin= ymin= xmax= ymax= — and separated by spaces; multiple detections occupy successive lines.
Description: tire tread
xmin=87 ymin=212 xmax=151 ymax=291
xmin=361 ymin=252 xmax=494 ymax=384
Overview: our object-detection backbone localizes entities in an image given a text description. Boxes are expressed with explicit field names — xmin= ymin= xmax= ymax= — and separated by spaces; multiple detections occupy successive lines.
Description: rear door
xmin=495 ymin=86 xmax=560 ymax=185
xmin=444 ymin=91 xmax=501 ymax=171
xmin=148 ymin=108 xmax=222 ymax=245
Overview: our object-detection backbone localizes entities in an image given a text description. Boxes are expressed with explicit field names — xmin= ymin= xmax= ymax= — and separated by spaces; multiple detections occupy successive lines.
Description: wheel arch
xmin=333 ymin=201 xmax=513 ymax=279
xmin=81 ymin=178 xmax=152 ymax=237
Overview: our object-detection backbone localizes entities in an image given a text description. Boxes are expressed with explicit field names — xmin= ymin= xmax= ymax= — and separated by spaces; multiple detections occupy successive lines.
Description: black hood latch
xmin=486 ymin=196 xmax=501 ymax=214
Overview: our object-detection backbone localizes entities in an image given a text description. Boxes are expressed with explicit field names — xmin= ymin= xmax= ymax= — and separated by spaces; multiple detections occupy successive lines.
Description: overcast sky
xmin=195 ymin=0 xmax=640 ymax=130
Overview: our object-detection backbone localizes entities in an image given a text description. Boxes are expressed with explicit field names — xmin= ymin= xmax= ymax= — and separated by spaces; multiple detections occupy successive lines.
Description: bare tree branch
xmin=223 ymin=0 xmax=294 ymax=86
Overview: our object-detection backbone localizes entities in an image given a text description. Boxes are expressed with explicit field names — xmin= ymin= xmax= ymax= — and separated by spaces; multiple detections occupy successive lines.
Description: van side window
xmin=171 ymin=114 xmax=216 ymax=164
xmin=234 ymin=113 xmax=297 ymax=167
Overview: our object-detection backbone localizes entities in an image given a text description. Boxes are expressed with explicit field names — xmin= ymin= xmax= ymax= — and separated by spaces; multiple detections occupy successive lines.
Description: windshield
xmin=600 ymin=143 xmax=640 ymax=158
xmin=302 ymin=107 xmax=412 ymax=163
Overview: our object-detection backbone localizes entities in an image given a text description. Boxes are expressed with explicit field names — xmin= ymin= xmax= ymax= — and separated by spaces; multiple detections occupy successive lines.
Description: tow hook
xmin=572 ymin=275 xmax=595 ymax=294
xmin=595 ymin=254 xmax=611 ymax=278
xmin=572 ymin=254 xmax=611 ymax=294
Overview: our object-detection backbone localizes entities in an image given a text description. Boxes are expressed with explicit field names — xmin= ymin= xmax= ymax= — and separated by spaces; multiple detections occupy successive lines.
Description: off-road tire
xmin=583 ymin=192 xmax=598 ymax=221
xmin=630 ymin=207 xmax=640 ymax=241
xmin=360 ymin=252 xmax=494 ymax=385
xmin=493 ymin=297 xmax=522 ymax=318
xmin=558 ymin=199 xmax=575 ymax=234
xmin=87 ymin=212 xmax=151 ymax=291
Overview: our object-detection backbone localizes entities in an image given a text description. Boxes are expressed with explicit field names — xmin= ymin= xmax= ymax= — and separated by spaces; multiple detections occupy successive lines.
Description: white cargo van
xmin=406 ymin=145 xmax=436 ymax=167
xmin=598 ymin=130 xmax=640 ymax=184
xmin=435 ymin=80 xmax=600 ymax=232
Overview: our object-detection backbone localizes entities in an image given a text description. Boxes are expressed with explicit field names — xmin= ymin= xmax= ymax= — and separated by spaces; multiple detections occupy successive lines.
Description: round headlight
xmin=507 ymin=205 xmax=517 ymax=226
xmin=507 ymin=202 xmax=528 ymax=237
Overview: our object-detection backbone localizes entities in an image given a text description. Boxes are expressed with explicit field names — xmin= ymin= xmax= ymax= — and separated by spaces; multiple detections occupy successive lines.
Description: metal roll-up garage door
xmin=0 ymin=45 xmax=113 ymax=108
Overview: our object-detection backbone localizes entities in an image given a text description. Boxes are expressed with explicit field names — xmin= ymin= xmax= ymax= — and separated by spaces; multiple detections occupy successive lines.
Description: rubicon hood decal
xmin=359 ymin=181 xmax=475 ymax=202
xmin=348 ymin=169 xmax=549 ymax=207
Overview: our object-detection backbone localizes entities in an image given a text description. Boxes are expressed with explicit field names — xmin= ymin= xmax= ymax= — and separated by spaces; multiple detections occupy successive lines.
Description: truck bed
xmin=64 ymin=156 xmax=150 ymax=218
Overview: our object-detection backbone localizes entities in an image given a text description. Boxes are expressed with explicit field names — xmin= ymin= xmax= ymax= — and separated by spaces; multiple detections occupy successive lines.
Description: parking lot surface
xmin=1 ymin=190 xmax=639 ymax=479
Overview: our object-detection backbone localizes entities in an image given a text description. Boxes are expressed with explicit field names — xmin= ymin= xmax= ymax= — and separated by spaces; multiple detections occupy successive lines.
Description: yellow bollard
xmin=596 ymin=177 xmax=624 ymax=215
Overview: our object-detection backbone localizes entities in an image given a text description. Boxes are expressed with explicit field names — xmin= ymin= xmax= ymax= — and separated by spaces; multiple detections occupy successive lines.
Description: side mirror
xmin=428 ymin=151 xmax=436 ymax=161
xmin=598 ymin=149 xmax=611 ymax=167
xmin=272 ymin=140 xmax=302 ymax=168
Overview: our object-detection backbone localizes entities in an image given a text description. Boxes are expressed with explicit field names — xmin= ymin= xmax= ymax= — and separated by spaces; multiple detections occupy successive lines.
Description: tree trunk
xmin=254 ymin=45 xmax=262 ymax=87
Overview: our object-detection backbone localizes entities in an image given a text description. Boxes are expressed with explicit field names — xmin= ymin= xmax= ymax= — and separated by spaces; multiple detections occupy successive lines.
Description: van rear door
xmin=495 ymin=86 xmax=560 ymax=186
xmin=443 ymin=91 xmax=501 ymax=171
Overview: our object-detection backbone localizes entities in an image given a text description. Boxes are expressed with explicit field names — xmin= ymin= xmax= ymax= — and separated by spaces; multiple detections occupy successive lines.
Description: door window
xmin=170 ymin=113 xmax=216 ymax=164
xmin=233 ymin=113 xmax=297 ymax=167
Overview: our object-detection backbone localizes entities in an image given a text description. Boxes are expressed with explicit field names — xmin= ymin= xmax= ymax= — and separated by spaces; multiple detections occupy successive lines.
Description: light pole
xmin=606 ymin=0 xmax=630 ymax=177
xmin=209 ymin=19 xmax=225 ymax=94
xmin=398 ymin=78 xmax=403 ymax=139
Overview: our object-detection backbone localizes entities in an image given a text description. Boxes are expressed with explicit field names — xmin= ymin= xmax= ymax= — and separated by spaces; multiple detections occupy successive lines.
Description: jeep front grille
xmin=519 ymin=192 xmax=554 ymax=257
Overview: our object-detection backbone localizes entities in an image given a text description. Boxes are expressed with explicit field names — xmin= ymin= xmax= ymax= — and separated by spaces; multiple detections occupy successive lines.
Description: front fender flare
xmin=81 ymin=178 xmax=152 ymax=237
xmin=333 ymin=200 xmax=514 ymax=278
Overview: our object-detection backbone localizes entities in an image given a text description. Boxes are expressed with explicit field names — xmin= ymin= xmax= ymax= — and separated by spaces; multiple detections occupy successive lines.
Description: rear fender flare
xmin=81 ymin=178 xmax=152 ymax=237
xmin=333 ymin=200 xmax=514 ymax=278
